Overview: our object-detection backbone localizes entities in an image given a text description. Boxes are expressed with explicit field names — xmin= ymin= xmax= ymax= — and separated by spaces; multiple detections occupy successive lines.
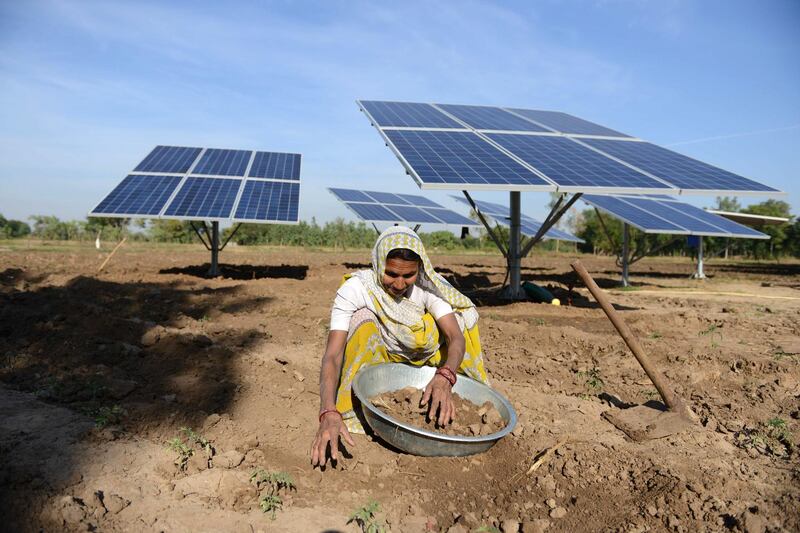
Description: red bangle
xmin=319 ymin=408 xmax=342 ymax=423
xmin=435 ymin=367 xmax=457 ymax=386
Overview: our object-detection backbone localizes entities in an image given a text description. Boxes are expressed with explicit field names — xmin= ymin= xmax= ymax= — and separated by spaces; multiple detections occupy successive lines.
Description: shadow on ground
xmin=0 ymin=270 xmax=277 ymax=529
xmin=160 ymin=263 xmax=308 ymax=280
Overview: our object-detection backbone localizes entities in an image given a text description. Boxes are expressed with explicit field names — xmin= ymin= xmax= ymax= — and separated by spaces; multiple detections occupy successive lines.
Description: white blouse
xmin=330 ymin=276 xmax=454 ymax=331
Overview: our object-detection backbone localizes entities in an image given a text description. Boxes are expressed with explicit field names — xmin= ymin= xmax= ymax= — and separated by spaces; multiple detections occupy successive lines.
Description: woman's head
xmin=382 ymin=248 xmax=420 ymax=297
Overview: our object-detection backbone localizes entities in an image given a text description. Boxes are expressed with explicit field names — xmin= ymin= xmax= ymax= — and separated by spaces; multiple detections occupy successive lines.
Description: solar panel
xmin=91 ymin=174 xmax=183 ymax=216
xmin=344 ymin=202 xmax=400 ymax=221
xmin=233 ymin=180 xmax=299 ymax=222
xmin=193 ymin=148 xmax=251 ymax=176
xmin=330 ymin=188 xmax=479 ymax=226
xmin=163 ymin=177 xmax=243 ymax=219
xmin=508 ymin=109 xmax=631 ymax=138
xmin=330 ymin=188 xmax=373 ymax=202
xmin=384 ymin=129 xmax=553 ymax=188
xmin=364 ymin=191 xmax=412 ymax=205
xmin=583 ymin=194 xmax=770 ymax=239
xmin=581 ymin=139 xmax=779 ymax=193
xmin=359 ymin=100 xmax=463 ymax=129
xmin=618 ymin=197 xmax=731 ymax=236
xmin=436 ymin=104 xmax=550 ymax=132
xmin=133 ymin=146 xmax=202 ymax=174
xmin=487 ymin=134 xmax=672 ymax=192
xmin=248 ymin=152 xmax=301 ymax=180
xmin=582 ymin=195 xmax=688 ymax=233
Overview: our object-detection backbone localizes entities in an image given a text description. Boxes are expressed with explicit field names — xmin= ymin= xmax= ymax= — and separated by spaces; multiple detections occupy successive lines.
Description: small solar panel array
xmin=358 ymin=100 xmax=780 ymax=196
xmin=582 ymin=195 xmax=769 ymax=239
xmin=91 ymin=145 xmax=301 ymax=223
xmin=329 ymin=188 xmax=479 ymax=226
xmin=450 ymin=196 xmax=584 ymax=243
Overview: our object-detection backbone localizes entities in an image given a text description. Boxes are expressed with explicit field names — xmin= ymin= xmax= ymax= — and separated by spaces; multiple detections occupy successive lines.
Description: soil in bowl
xmin=370 ymin=386 xmax=505 ymax=436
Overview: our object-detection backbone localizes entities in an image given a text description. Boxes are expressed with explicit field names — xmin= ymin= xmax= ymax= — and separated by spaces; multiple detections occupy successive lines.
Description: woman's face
xmin=382 ymin=257 xmax=419 ymax=297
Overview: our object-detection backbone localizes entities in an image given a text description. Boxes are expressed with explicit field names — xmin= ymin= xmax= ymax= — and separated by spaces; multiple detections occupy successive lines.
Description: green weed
xmin=180 ymin=427 xmax=214 ymax=459
xmin=251 ymin=469 xmax=296 ymax=520
xmin=699 ymin=324 xmax=723 ymax=348
xmin=167 ymin=437 xmax=193 ymax=471
xmin=348 ymin=500 xmax=387 ymax=533
xmin=649 ymin=332 xmax=662 ymax=339
xmin=577 ymin=367 xmax=604 ymax=397
xmin=93 ymin=405 xmax=126 ymax=428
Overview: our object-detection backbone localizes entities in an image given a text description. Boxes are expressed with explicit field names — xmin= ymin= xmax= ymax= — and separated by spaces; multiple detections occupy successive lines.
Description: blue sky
xmin=1 ymin=0 xmax=798 ymax=228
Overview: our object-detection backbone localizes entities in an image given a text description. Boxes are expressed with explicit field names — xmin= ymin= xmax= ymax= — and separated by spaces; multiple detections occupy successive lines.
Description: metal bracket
xmin=190 ymin=222 xmax=212 ymax=251
xmin=521 ymin=192 xmax=582 ymax=257
xmin=461 ymin=190 xmax=508 ymax=258
xmin=219 ymin=223 xmax=242 ymax=252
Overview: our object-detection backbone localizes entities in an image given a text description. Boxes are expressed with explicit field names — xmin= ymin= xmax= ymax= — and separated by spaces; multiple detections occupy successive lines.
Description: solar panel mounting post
xmin=622 ymin=223 xmax=630 ymax=287
xmin=504 ymin=191 xmax=525 ymax=299
xmin=209 ymin=221 xmax=220 ymax=277
xmin=692 ymin=237 xmax=706 ymax=279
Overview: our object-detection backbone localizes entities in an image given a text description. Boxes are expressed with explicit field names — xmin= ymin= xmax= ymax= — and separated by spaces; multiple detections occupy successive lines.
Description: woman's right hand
xmin=310 ymin=411 xmax=355 ymax=467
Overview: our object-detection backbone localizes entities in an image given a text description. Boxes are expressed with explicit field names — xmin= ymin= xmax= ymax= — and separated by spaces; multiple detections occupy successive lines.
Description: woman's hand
xmin=310 ymin=411 xmax=355 ymax=467
xmin=422 ymin=374 xmax=455 ymax=426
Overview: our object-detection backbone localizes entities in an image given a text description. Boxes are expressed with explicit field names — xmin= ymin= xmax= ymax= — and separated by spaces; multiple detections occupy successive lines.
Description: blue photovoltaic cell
xmin=487 ymin=134 xmax=668 ymax=190
xmin=582 ymin=139 xmax=779 ymax=192
xmin=92 ymin=174 xmax=183 ymax=215
xmin=436 ymin=104 xmax=550 ymax=132
xmin=543 ymin=226 xmax=584 ymax=243
xmin=583 ymin=195 xmax=688 ymax=232
xmin=450 ymin=195 xmax=509 ymax=218
xmin=620 ymin=197 xmax=730 ymax=235
xmin=422 ymin=208 xmax=476 ymax=225
xmin=234 ymin=180 xmax=299 ymax=222
xmin=344 ymin=202 xmax=399 ymax=221
xmin=329 ymin=188 xmax=373 ymax=202
xmin=365 ymin=191 xmax=412 ymax=205
xmin=359 ymin=101 xmax=463 ymax=129
xmin=669 ymin=203 xmax=768 ymax=238
xmin=248 ymin=152 xmax=301 ymax=180
xmin=396 ymin=194 xmax=441 ymax=208
xmin=509 ymin=109 xmax=630 ymax=138
xmin=164 ymin=177 xmax=242 ymax=218
xmin=385 ymin=130 xmax=552 ymax=187
xmin=385 ymin=205 xmax=441 ymax=223
xmin=193 ymin=149 xmax=251 ymax=176
xmin=133 ymin=146 xmax=202 ymax=173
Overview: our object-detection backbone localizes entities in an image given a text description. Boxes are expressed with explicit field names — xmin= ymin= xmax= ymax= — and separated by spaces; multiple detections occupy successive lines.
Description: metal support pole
xmin=209 ymin=221 xmax=220 ymax=277
xmin=621 ymin=223 xmax=630 ymax=287
xmin=693 ymin=236 xmax=706 ymax=279
xmin=505 ymin=191 xmax=524 ymax=299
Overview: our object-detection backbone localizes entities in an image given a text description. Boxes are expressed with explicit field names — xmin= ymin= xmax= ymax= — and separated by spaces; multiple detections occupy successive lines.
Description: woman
xmin=310 ymin=226 xmax=489 ymax=466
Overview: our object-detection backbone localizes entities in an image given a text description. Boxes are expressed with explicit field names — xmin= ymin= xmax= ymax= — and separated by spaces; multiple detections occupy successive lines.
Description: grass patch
xmin=348 ymin=500 xmax=387 ymax=533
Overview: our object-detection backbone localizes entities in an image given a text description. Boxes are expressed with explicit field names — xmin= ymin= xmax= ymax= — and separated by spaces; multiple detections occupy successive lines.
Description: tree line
xmin=3 ymin=196 xmax=797 ymax=258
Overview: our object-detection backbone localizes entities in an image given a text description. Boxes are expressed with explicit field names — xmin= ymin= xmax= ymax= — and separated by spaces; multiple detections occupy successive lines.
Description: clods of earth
xmin=371 ymin=386 xmax=506 ymax=436
xmin=0 ymin=242 xmax=798 ymax=532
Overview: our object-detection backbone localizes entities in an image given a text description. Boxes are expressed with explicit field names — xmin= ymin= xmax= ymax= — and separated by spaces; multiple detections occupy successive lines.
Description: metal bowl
xmin=352 ymin=363 xmax=517 ymax=456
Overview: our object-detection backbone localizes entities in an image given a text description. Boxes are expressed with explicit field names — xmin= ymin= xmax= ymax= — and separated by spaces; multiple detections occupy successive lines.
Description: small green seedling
xmin=577 ymin=367 xmax=604 ymax=397
xmin=475 ymin=527 xmax=501 ymax=533
xmin=699 ymin=324 xmax=723 ymax=348
xmin=642 ymin=389 xmax=659 ymax=401
xmin=251 ymin=469 xmax=296 ymax=520
xmin=180 ymin=427 xmax=214 ymax=459
xmin=93 ymin=405 xmax=126 ymax=428
xmin=348 ymin=500 xmax=387 ymax=533
xmin=736 ymin=417 xmax=794 ymax=458
xmin=167 ymin=437 xmax=193 ymax=471
xmin=649 ymin=332 xmax=662 ymax=339
xmin=766 ymin=418 xmax=792 ymax=444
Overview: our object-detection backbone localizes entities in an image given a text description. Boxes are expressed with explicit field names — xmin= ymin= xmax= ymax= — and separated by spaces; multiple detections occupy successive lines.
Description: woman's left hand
xmin=421 ymin=374 xmax=454 ymax=426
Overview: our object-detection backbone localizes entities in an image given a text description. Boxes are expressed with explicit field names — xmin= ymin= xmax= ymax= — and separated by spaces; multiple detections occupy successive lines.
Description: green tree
xmin=714 ymin=196 xmax=741 ymax=212
xmin=0 ymin=215 xmax=31 ymax=238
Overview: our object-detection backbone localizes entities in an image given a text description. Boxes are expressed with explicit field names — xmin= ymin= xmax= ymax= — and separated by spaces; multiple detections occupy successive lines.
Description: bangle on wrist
xmin=319 ymin=408 xmax=342 ymax=423
xmin=435 ymin=366 xmax=457 ymax=386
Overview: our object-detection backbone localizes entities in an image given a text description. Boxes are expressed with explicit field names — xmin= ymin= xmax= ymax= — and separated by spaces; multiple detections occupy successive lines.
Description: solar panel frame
xmin=582 ymin=195 xmax=689 ymax=234
xmin=618 ymin=197 xmax=732 ymax=237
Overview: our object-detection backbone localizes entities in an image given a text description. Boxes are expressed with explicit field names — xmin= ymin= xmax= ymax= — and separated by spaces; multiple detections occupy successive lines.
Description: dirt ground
xmin=1 ymin=240 xmax=798 ymax=533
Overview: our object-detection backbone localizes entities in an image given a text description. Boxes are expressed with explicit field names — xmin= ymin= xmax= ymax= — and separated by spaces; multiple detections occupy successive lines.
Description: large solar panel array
xmin=329 ymin=188 xmax=479 ymax=226
xmin=90 ymin=145 xmax=301 ymax=223
xmin=450 ymin=196 xmax=584 ymax=243
xmin=358 ymin=100 xmax=781 ymax=196
xmin=582 ymin=195 xmax=769 ymax=239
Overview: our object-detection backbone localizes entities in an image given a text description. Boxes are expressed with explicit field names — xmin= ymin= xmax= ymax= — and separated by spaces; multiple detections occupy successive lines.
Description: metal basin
xmin=352 ymin=363 xmax=517 ymax=456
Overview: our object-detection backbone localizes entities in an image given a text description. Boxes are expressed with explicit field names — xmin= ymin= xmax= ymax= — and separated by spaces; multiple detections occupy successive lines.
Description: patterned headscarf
xmin=352 ymin=226 xmax=479 ymax=359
